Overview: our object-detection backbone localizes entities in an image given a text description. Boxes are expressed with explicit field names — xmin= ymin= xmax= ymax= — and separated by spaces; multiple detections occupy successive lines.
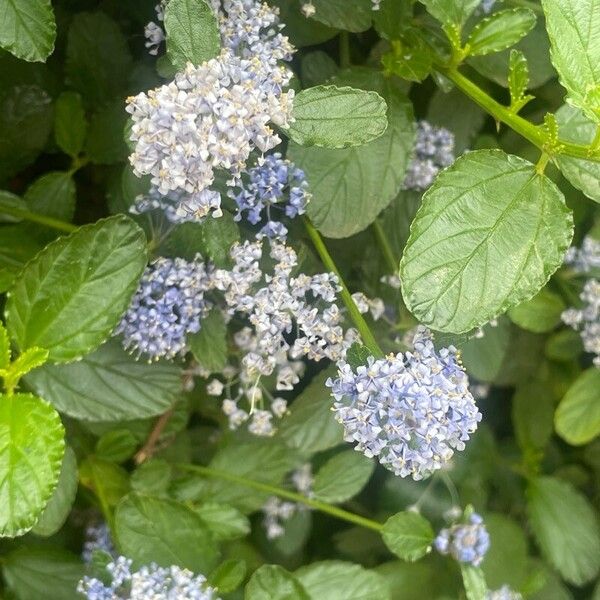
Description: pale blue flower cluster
xmin=77 ymin=556 xmax=219 ymax=600
xmin=404 ymin=121 xmax=455 ymax=191
xmin=116 ymin=257 xmax=213 ymax=360
xmin=327 ymin=326 xmax=481 ymax=480
xmin=434 ymin=512 xmax=490 ymax=566
xmin=479 ymin=0 xmax=496 ymax=14
xmin=487 ymin=586 xmax=523 ymax=600
xmin=564 ymin=236 xmax=600 ymax=274
xmin=82 ymin=523 xmax=115 ymax=563
xmin=231 ymin=153 xmax=310 ymax=239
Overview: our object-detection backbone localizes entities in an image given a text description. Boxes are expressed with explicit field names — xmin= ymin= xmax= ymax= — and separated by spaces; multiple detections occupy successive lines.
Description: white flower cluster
xmin=262 ymin=463 xmax=313 ymax=539
xmin=351 ymin=292 xmax=385 ymax=322
xmin=564 ymin=236 xmax=600 ymax=274
xmin=144 ymin=2 xmax=167 ymax=55
xmin=486 ymin=587 xmax=523 ymax=600
xmin=562 ymin=278 xmax=600 ymax=367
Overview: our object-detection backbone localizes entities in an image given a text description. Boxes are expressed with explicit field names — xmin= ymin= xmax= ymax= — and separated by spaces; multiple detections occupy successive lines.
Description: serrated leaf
xmin=6 ymin=216 xmax=147 ymax=362
xmin=555 ymin=368 xmax=600 ymax=446
xmin=419 ymin=0 xmax=480 ymax=28
xmin=508 ymin=49 xmax=533 ymax=111
xmin=3 ymin=346 xmax=48 ymax=393
xmin=189 ymin=309 xmax=227 ymax=373
xmin=0 ymin=0 xmax=56 ymax=62
xmin=131 ymin=459 xmax=172 ymax=497
xmin=54 ymin=91 xmax=87 ymax=158
xmin=246 ymin=565 xmax=309 ymax=600
xmin=295 ymin=561 xmax=391 ymax=600
xmin=195 ymin=502 xmax=250 ymax=541
xmin=381 ymin=512 xmax=434 ymax=562
xmin=541 ymin=0 xmax=600 ymax=119
xmin=164 ymin=0 xmax=221 ymax=70
xmin=382 ymin=37 xmax=433 ymax=83
xmin=313 ymin=451 xmax=374 ymax=504
xmin=467 ymin=9 xmax=536 ymax=57
xmin=399 ymin=150 xmax=573 ymax=333
xmin=199 ymin=211 xmax=240 ymax=266
xmin=508 ymin=288 xmax=565 ymax=333
xmin=95 ymin=429 xmax=138 ymax=463
xmin=555 ymin=104 xmax=600 ymax=203
xmin=308 ymin=0 xmax=373 ymax=32
xmin=2 ymin=547 xmax=84 ymax=600
xmin=24 ymin=172 xmax=76 ymax=222
xmin=0 ymin=393 xmax=64 ymax=537
xmin=288 ymin=86 xmax=387 ymax=148
xmin=461 ymin=565 xmax=487 ymax=600
xmin=32 ymin=446 xmax=78 ymax=536
xmin=24 ymin=339 xmax=180 ymax=421
xmin=115 ymin=494 xmax=220 ymax=572
xmin=210 ymin=559 xmax=247 ymax=594
xmin=346 ymin=343 xmax=372 ymax=370
xmin=527 ymin=476 xmax=600 ymax=585
xmin=289 ymin=70 xmax=414 ymax=238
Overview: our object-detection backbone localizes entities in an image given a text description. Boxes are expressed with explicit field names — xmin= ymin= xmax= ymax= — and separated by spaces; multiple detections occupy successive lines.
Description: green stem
xmin=437 ymin=66 xmax=600 ymax=162
xmin=535 ymin=152 xmax=550 ymax=174
xmin=0 ymin=204 xmax=77 ymax=233
xmin=372 ymin=219 xmax=398 ymax=274
xmin=339 ymin=31 xmax=351 ymax=69
xmin=176 ymin=463 xmax=384 ymax=532
xmin=304 ymin=218 xmax=384 ymax=357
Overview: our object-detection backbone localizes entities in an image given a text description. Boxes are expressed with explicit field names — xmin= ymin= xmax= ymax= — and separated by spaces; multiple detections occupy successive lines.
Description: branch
xmin=134 ymin=409 xmax=174 ymax=464
xmin=0 ymin=203 xmax=77 ymax=233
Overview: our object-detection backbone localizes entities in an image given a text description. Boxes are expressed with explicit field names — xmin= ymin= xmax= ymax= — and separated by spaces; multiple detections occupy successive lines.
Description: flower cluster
xmin=487 ymin=587 xmax=523 ymax=600
xmin=262 ymin=463 xmax=313 ymax=538
xmin=561 ymin=278 xmax=600 ymax=367
xmin=82 ymin=522 xmax=115 ymax=563
xmin=434 ymin=512 xmax=490 ymax=567
xmin=78 ymin=556 xmax=219 ymax=600
xmin=144 ymin=2 xmax=166 ymax=55
xmin=327 ymin=326 xmax=481 ymax=480
xmin=351 ymin=292 xmax=385 ymax=322
xmin=230 ymin=153 xmax=311 ymax=239
xmin=564 ymin=236 xmax=600 ymax=274
xmin=479 ymin=0 xmax=496 ymax=14
xmin=116 ymin=257 xmax=213 ymax=360
xmin=403 ymin=121 xmax=455 ymax=191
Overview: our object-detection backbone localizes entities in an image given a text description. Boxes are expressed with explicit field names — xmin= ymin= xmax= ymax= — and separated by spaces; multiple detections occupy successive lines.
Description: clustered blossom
xmin=116 ymin=257 xmax=213 ymax=360
xmin=144 ymin=2 xmax=166 ymax=55
xmin=561 ymin=278 xmax=600 ymax=367
xmin=78 ymin=556 xmax=219 ymax=600
xmin=328 ymin=326 xmax=481 ymax=480
xmin=434 ymin=512 xmax=490 ymax=566
xmin=564 ymin=236 xmax=600 ymax=274
xmin=404 ymin=121 xmax=455 ymax=191
xmin=262 ymin=463 xmax=313 ymax=538
xmin=351 ymin=292 xmax=385 ymax=322
xmin=230 ymin=153 xmax=311 ymax=239
xmin=486 ymin=587 xmax=523 ymax=600
xmin=82 ymin=522 xmax=115 ymax=563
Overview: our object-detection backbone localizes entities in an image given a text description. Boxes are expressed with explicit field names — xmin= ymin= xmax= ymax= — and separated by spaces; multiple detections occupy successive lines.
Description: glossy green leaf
xmin=419 ymin=0 xmax=480 ymax=27
xmin=381 ymin=512 xmax=434 ymax=562
xmin=195 ymin=502 xmax=250 ymax=541
xmin=0 ymin=393 xmax=64 ymax=537
xmin=164 ymin=0 xmax=221 ymax=70
xmin=24 ymin=339 xmax=180 ymax=421
xmin=189 ymin=309 xmax=227 ymax=373
xmin=508 ymin=49 xmax=534 ymax=112
xmin=210 ymin=559 xmax=247 ymax=594
xmin=555 ymin=368 xmax=600 ymax=445
xmin=289 ymin=70 xmax=414 ymax=238
xmin=0 ymin=0 xmax=56 ymax=62
xmin=6 ymin=216 xmax=147 ymax=362
xmin=3 ymin=346 xmax=48 ymax=392
xmin=115 ymin=494 xmax=220 ymax=572
xmin=542 ymin=0 xmax=600 ymax=118
xmin=508 ymin=288 xmax=565 ymax=333
xmin=527 ymin=476 xmax=600 ymax=585
xmin=32 ymin=447 xmax=78 ymax=536
xmin=313 ymin=451 xmax=374 ymax=503
xmin=54 ymin=91 xmax=87 ymax=158
xmin=24 ymin=172 xmax=76 ymax=222
xmin=289 ymin=86 xmax=387 ymax=148
xmin=246 ymin=565 xmax=309 ymax=600
xmin=461 ymin=565 xmax=487 ymax=600
xmin=467 ymin=9 xmax=536 ymax=56
xmin=308 ymin=0 xmax=372 ymax=32
xmin=400 ymin=150 xmax=573 ymax=333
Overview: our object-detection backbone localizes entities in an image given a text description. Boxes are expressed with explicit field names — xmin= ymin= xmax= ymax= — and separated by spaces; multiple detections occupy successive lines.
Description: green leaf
xmin=66 ymin=12 xmax=132 ymax=106
xmin=527 ymin=476 xmax=600 ymax=585
xmin=289 ymin=70 xmax=414 ymax=238
xmin=399 ymin=150 xmax=573 ymax=333
xmin=278 ymin=369 xmax=343 ymax=456
xmin=346 ymin=342 xmax=372 ymax=370
xmin=115 ymin=494 xmax=220 ymax=572
xmin=32 ymin=446 xmax=78 ymax=536
xmin=54 ymin=91 xmax=87 ymax=158
xmin=308 ymin=0 xmax=373 ymax=32
xmin=3 ymin=346 xmax=48 ymax=393
xmin=24 ymin=339 xmax=180 ymax=421
xmin=460 ymin=318 xmax=511 ymax=382
xmin=79 ymin=456 xmax=129 ymax=506
xmin=512 ymin=380 xmax=554 ymax=453
xmin=0 ymin=0 xmax=56 ymax=62
xmin=461 ymin=565 xmax=487 ymax=600
xmin=295 ymin=561 xmax=391 ymax=600
xmin=508 ymin=288 xmax=565 ymax=333
xmin=545 ymin=328 xmax=583 ymax=362
xmin=2 ymin=547 xmax=84 ymax=600
xmin=508 ymin=49 xmax=534 ymax=112
xmin=301 ymin=51 xmax=339 ymax=87
xmin=0 ymin=321 xmax=9 ymax=369
xmin=210 ymin=559 xmax=247 ymax=594
xmin=195 ymin=502 xmax=250 ymax=541
xmin=541 ymin=0 xmax=600 ymax=118
xmin=0 ymin=190 xmax=26 ymax=224
xmin=6 ymin=216 xmax=147 ymax=362
xmin=189 ymin=309 xmax=227 ymax=373
xmin=86 ymin=103 xmax=128 ymax=165
xmin=131 ymin=459 xmax=172 ymax=497
xmin=381 ymin=512 xmax=434 ymax=562
xmin=96 ymin=429 xmax=138 ymax=463
xmin=24 ymin=171 xmax=76 ymax=222
xmin=467 ymin=9 xmax=536 ymax=56
xmin=555 ymin=368 xmax=600 ymax=446
xmin=0 ymin=393 xmax=64 ymax=537
xmin=288 ymin=86 xmax=387 ymax=149
xmin=199 ymin=211 xmax=240 ymax=266
xmin=382 ymin=36 xmax=433 ymax=83
xmin=246 ymin=565 xmax=309 ymax=600
xmin=164 ymin=0 xmax=221 ymax=70
xmin=419 ymin=0 xmax=480 ymax=28
xmin=313 ymin=451 xmax=374 ymax=503
xmin=555 ymin=104 xmax=600 ymax=203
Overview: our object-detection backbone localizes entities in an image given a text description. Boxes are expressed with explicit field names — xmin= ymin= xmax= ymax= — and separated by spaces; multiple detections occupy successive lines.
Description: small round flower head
xmin=116 ymin=257 xmax=212 ymax=360
xmin=144 ymin=2 xmax=167 ymax=55
xmin=231 ymin=153 xmax=311 ymax=239
xmin=327 ymin=326 xmax=481 ymax=480
xmin=82 ymin=522 xmax=115 ymax=563
xmin=486 ymin=586 xmax=523 ymax=600
xmin=301 ymin=2 xmax=316 ymax=17
xmin=434 ymin=512 xmax=490 ymax=567
xmin=371 ymin=0 xmax=382 ymax=9
xmin=404 ymin=121 xmax=455 ymax=191
xmin=564 ymin=236 xmax=600 ymax=274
